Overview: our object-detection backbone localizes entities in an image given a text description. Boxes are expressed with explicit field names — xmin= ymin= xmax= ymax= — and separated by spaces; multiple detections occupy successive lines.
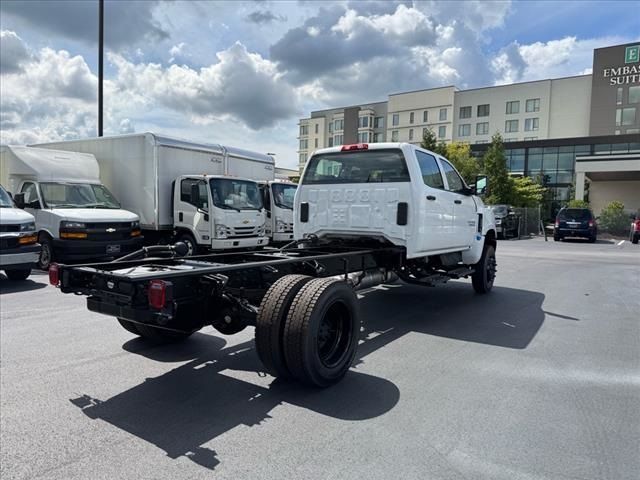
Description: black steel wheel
xmin=283 ymin=278 xmax=360 ymax=387
xmin=255 ymin=274 xmax=313 ymax=379
xmin=471 ymin=244 xmax=496 ymax=294
xmin=177 ymin=232 xmax=197 ymax=256
xmin=38 ymin=235 xmax=54 ymax=270
xmin=5 ymin=268 xmax=31 ymax=281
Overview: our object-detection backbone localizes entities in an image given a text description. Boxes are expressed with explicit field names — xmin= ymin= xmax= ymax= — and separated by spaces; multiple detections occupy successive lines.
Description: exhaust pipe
xmin=332 ymin=268 xmax=399 ymax=291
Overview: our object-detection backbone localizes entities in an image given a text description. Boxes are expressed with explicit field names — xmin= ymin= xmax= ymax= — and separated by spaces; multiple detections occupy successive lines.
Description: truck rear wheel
xmin=255 ymin=274 xmax=313 ymax=379
xmin=283 ymin=278 xmax=360 ymax=387
xmin=117 ymin=318 xmax=192 ymax=342
xmin=472 ymin=244 xmax=496 ymax=294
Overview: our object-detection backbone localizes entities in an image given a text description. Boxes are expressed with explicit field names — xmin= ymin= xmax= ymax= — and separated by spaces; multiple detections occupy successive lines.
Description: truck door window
xmin=20 ymin=182 xmax=41 ymax=208
xmin=180 ymin=179 xmax=208 ymax=210
xmin=439 ymin=159 xmax=465 ymax=192
xmin=415 ymin=151 xmax=444 ymax=189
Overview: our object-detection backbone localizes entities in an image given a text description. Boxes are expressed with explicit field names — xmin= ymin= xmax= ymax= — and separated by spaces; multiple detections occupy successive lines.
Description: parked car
xmin=489 ymin=204 xmax=520 ymax=239
xmin=554 ymin=207 xmax=597 ymax=242
xmin=630 ymin=212 xmax=640 ymax=244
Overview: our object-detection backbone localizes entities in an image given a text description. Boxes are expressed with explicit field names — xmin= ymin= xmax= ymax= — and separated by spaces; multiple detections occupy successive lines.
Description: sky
xmin=1 ymin=0 xmax=639 ymax=169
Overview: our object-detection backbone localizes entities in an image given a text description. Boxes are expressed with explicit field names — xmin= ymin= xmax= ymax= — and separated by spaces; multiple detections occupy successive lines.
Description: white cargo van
xmin=0 ymin=184 xmax=40 ymax=280
xmin=36 ymin=133 xmax=273 ymax=254
xmin=259 ymin=180 xmax=297 ymax=244
xmin=0 ymin=146 xmax=143 ymax=269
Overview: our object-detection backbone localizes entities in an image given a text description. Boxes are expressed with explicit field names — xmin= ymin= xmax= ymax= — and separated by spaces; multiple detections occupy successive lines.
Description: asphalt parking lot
xmin=1 ymin=237 xmax=639 ymax=480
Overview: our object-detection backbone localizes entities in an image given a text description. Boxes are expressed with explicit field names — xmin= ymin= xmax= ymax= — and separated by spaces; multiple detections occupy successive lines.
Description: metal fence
xmin=511 ymin=206 xmax=543 ymax=237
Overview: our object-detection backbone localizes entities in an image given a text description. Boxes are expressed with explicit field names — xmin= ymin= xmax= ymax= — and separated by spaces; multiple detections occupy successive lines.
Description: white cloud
xmin=168 ymin=42 xmax=187 ymax=63
xmin=0 ymin=30 xmax=31 ymax=73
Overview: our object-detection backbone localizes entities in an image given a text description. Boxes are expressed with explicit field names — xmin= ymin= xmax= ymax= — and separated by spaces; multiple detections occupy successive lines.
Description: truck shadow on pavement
xmin=69 ymin=282 xmax=546 ymax=470
xmin=0 ymin=275 xmax=47 ymax=293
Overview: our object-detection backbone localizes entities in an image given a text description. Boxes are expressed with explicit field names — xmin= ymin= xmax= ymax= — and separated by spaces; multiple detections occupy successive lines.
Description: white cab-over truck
xmin=259 ymin=180 xmax=297 ymax=244
xmin=0 ymin=146 xmax=142 ymax=269
xmin=0 ymin=183 xmax=40 ymax=280
xmin=53 ymin=142 xmax=496 ymax=387
xmin=37 ymin=133 xmax=273 ymax=254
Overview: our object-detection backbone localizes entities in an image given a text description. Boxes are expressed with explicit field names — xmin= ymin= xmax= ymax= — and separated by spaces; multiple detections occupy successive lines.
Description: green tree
xmin=420 ymin=128 xmax=438 ymax=151
xmin=511 ymin=176 xmax=546 ymax=207
xmin=444 ymin=142 xmax=479 ymax=185
xmin=434 ymin=140 xmax=448 ymax=157
xmin=567 ymin=199 xmax=589 ymax=208
xmin=482 ymin=133 xmax=513 ymax=204
xmin=599 ymin=201 xmax=629 ymax=235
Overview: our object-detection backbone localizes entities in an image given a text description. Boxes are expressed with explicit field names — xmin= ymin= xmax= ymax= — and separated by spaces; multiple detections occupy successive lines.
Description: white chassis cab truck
xmin=52 ymin=142 xmax=496 ymax=387
xmin=36 ymin=133 xmax=273 ymax=255
xmin=0 ymin=146 xmax=142 ymax=269
xmin=0 ymin=184 xmax=40 ymax=280
xmin=259 ymin=180 xmax=297 ymax=244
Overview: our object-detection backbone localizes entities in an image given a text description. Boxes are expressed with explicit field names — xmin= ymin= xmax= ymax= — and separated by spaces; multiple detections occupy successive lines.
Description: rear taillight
xmin=49 ymin=263 xmax=60 ymax=286
xmin=635 ymin=220 xmax=640 ymax=230
xmin=148 ymin=279 xmax=171 ymax=309
xmin=341 ymin=143 xmax=368 ymax=151
xmin=588 ymin=219 xmax=594 ymax=227
xmin=554 ymin=219 xmax=559 ymax=228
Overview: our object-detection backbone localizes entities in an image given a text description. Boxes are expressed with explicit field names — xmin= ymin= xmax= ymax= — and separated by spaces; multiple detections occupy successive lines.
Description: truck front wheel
xmin=283 ymin=278 xmax=360 ymax=387
xmin=176 ymin=232 xmax=197 ymax=256
xmin=471 ymin=244 xmax=496 ymax=294
xmin=38 ymin=235 xmax=54 ymax=270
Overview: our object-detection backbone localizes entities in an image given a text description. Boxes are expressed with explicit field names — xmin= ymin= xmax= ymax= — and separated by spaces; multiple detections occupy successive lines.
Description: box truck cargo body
xmin=36 ymin=133 xmax=274 ymax=252
xmin=0 ymin=146 xmax=142 ymax=269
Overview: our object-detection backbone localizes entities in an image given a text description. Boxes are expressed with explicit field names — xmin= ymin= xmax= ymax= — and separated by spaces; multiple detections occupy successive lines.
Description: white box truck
xmin=0 ymin=146 xmax=143 ymax=269
xmin=36 ymin=133 xmax=273 ymax=254
xmin=259 ymin=180 xmax=297 ymax=244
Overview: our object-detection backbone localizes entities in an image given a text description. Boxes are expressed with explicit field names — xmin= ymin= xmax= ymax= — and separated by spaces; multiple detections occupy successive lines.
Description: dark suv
xmin=554 ymin=208 xmax=597 ymax=243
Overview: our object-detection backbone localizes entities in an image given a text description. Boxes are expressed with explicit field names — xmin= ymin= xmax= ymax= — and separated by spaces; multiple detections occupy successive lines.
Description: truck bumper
xmin=210 ymin=236 xmax=269 ymax=250
xmin=53 ymin=237 xmax=144 ymax=262
xmin=0 ymin=245 xmax=41 ymax=269
xmin=272 ymin=232 xmax=295 ymax=243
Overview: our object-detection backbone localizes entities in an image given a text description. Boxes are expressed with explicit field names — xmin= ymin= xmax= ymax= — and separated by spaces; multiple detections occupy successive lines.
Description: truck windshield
xmin=0 ymin=185 xmax=13 ymax=207
xmin=210 ymin=178 xmax=263 ymax=211
xmin=39 ymin=182 xmax=121 ymax=209
xmin=272 ymin=183 xmax=296 ymax=209
xmin=490 ymin=205 xmax=509 ymax=215
xmin=302 ymin=149 xmax=410 ymax=184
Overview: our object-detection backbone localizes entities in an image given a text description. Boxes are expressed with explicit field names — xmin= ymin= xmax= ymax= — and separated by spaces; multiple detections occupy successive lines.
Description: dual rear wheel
xmin=255 ymin=275 xmax=360 ymax=387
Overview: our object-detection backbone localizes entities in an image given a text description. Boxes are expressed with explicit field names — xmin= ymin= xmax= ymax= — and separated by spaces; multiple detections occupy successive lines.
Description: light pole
xmin=98 ymin=0 xmax=104 ymax=137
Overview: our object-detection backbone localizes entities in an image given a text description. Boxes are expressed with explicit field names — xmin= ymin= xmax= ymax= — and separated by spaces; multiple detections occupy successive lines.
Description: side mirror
xmin=190 ymin=184 xmax=200 ymax=207
xmin=14 ymin=193 xmax=25 ymax=209
xmin=474 ymin=175 xmax=488 ymax=196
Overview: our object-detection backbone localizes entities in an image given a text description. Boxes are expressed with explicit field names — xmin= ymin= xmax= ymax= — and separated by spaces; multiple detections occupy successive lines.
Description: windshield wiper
xmin=84 ymin=202 xmax=118 ymax=209
xmin=217 ymin=204 xmax=241 ymax=213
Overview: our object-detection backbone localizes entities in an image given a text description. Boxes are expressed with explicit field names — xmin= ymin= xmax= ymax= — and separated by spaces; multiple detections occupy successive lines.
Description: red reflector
xmin=148 ymin=279 xmax=169 ymax=309
xmin=49 ymin=263 xmax=60 ymax=286
xmin=341 ymin=143 xmax=368 ymax=151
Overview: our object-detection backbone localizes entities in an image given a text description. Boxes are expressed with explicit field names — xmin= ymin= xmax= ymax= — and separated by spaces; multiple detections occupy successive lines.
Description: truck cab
xmin=1 ymin=146 xmax=143 ymax=269
xmin=259 ymin=180 xmax=297 ymax=244
xmin=295 ymin=142 xmax=495 ymax=265
xmin=173 ymin=174 xmax=268 ymax=254
xmin=0 ymin=184 xmax=40 ymax=281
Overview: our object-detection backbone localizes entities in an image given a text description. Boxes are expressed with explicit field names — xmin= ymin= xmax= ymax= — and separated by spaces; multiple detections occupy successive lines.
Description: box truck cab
xmin=35 ymin=133 xmax=273 ymax=254
xmin=0 ymin=146 xmax=143 ymax=269
xmin=259 ymin=180 xmax=297 ymax=244
xmin=0 ymin=183 xmax=40 ymax=280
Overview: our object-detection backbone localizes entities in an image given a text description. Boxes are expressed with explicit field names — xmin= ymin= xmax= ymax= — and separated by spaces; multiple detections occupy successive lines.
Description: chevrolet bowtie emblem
xmin=106 ymin=228 xmax=116 ymax=233
xmin=242 ymin=220 xmax=249 ymax=224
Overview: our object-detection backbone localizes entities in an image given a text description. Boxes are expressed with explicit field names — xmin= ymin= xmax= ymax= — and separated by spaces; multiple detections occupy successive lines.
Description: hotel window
xmin=422 ymin=127 xmax=428 ymax=138
xmin=373 ymin=133 xmax=381 ymax=142
xmin=374 ymin=116 xmax=384 ymax=128
xmin=410 ymin=112 xmax=415 ymax=124
xmin=328 ymin=122 xmax=333 ymax=133
xmin=358 ymin=116 xmax=369 ymax=128
xmin=626 ymin=128 xmax=640 ymax=134
xmin=458 ymin=124 xmax=471 ymax=137
xmin=299 ymin=139 xmax=308 ymax=149
xmin=409 ymin=129 xmax=414 ymax=141
xmin=477 ymin=104 xmax=490 ymax=117
xmin=392 ymin=114 xmax=399 ymax=126
xmin=630 ymin=86 xmax=640 ymax=104
xmin=299 ymin=153 xmax=306 ymax=163
xmin=617 ymin=107 xmax=637 ymax=126
xmin=423 ymin=110 xmax=428 ymax=122
xmin=334 ymin=119 xmax=343 ymax=131
xmin=459 ymin=106 xmax=472 ymax=119
xmin=476 ymin=122 xmax=489 ymax=135
xmin=438 ymin=125 xmax=446 ymax=138
xmin=328 ymin=137 xmax=333 ymax=147
xmin=505 ymin=119 xmax=519 ymax=133
xmin=300 ymin=125 xmax=308 ymax=135
xmin=391 ymin=130 xmax=399 ymax=142
xmin=439 ymin=108 xmax=447 ymax=121
xmin=524 ymin=118 xmax=539 ymax=131
xmin=334 ymin=135 xmax=343 ymax=146
xmin=314 ymin=138 xmax=318 ymax=148
xmin=617 ymin=87 xmax=624 ymax=105
xmin=315 ymin=124 xmax=319 ymax=134
xmin=525 ymin=98 xmax=540 ymax=112
xmin=506 ymin=101 xmax=519 ymax=114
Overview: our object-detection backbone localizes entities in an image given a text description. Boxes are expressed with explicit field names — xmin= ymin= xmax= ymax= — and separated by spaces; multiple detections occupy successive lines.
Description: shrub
xmin=568 ymin=199 xmax=589 ymax=209
xmin=598 ymin=201 xmax=629 ymax=235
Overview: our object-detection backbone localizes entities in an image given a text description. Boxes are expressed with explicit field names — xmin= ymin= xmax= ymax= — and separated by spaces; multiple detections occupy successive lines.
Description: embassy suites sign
xmin=602 ymin=45 xmax=640 ymax=85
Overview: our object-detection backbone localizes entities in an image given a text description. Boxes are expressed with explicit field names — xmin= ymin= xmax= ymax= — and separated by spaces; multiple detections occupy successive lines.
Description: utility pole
xmin=98 ymin=0 xmax=104 ymax=137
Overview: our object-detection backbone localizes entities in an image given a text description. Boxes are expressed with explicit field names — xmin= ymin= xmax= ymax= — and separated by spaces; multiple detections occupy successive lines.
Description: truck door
xmin=414 ymin=151 xmax=457 ymax=251
xmin=19 ymin=182 xmax=52 ymax=235
xmin=259 ymin=183 xmax=273 ymax=237
xmin=438 ymin=158 xmax=477 ymax=248
xmin=175 ymin=177 xmax=210 ymax=245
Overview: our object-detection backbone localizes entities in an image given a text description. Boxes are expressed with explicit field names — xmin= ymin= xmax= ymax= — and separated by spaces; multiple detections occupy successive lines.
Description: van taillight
xmin=148 ymin=279 xmax=171 ymax=309
xmin=554 ymin=219 xmax=559 ymax=228
xmin=341 ymin=143 xmax=368 ymax=151
xmin=588 ymin=219 xmax=594 ymax=227
xmin=49 ymin=263 xmax=60 ymax=286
